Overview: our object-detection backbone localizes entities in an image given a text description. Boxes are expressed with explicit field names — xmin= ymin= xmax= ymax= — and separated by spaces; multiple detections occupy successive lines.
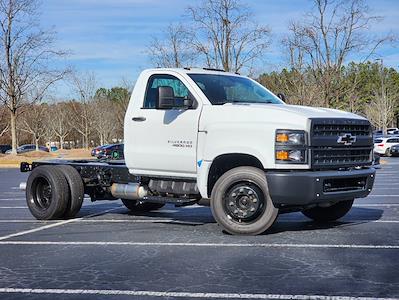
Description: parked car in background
xmin=0 ymin=144 xmax=11 ymax=154
xmin=96 ymin=144 xmax=124 ymax=159
xmin=91 ymin=145 xmax=108 ymax=157
xmin=374 ymin=137 xmax=399 ymax=156
xmin=387 ymin=128 xmax=399 ymax=134
xmin=5 ymin=144 xmax=49 ymax=154
xmin=390 ymin=144 xmax=399 ymax=156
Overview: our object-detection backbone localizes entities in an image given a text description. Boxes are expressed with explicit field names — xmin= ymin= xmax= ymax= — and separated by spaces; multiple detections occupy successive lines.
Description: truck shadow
xmin=121 ymin=205 xmax=385 ymax=233
xmin=266 ymin=207 xmax=385 ymax=235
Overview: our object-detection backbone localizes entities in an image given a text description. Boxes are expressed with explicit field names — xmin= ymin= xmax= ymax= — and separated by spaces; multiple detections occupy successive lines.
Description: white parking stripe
xmin=0 ymin=206 xmax=26 ymax=208
xmin=366 ymin=195 xmax=399 ymax=197
xmin=0 ymin=288 xmax=397 ymax=300
xmin=0 ymin=206 xmax=123 ymax=241
xmin=0 ymin=241 xmax=398 ymax=249
xmin=354 ymin=204 xmax=399 ymax=207
xmin=0 ymin=219 xmax=398 ymax=224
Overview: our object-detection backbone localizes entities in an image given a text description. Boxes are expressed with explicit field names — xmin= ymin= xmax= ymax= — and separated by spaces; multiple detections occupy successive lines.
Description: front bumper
xmin=266 ymin=167 xmax=375 ymax=206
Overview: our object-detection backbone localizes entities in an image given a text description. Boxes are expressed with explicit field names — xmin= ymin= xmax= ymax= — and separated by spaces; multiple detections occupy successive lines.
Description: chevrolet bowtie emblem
xmin=337 ymin=133 xmax=356 ymax=145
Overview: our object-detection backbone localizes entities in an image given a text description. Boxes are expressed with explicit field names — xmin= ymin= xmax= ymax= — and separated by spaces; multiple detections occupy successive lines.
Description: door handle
xmin=132 ymin=116 xmax=146 ymax=122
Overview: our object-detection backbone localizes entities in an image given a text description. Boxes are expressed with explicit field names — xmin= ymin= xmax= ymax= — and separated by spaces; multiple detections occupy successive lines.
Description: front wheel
xmin=121 ymin=199 xmax=165 ymax=212
xmin=211 ymin=167 xmax=278 ymax=235
xmin=302 ymin=199 xmax=354 ymax=222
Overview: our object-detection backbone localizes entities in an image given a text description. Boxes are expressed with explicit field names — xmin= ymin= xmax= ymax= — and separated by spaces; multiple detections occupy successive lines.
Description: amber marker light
xmin=276 ymin=133 xmax=289 ymax=143
xmin=276 ymin=150 xmax=289 ymax=160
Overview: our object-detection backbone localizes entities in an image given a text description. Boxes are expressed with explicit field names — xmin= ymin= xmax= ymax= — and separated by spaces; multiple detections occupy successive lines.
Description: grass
xmin=0 ymin=149 xmax=94 ymax=168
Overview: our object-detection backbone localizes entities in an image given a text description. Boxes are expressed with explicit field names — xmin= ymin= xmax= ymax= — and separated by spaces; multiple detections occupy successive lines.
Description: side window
xmin=143 ymin=74 xmax=190 ymax=108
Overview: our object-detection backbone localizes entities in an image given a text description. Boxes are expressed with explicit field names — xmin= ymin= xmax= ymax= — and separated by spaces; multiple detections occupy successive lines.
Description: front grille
xmin=312 ymin=147 xmax=372 ymax=168
xmin=313 ymin=123 xmax=371 ymax=136
xmin=310 ymin=118 xmax=373 ymax=168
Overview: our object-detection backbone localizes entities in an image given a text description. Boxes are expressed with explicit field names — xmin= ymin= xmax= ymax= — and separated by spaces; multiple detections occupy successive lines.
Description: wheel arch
xmin=206 ymin=153 xmax=264 ymax=198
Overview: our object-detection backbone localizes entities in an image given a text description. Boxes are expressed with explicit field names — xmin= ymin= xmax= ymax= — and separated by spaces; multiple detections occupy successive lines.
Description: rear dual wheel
xmin=26 ymin=165 xmax=84 ymax=220
xmin=302 ymin=199 xmax=354 ymax=222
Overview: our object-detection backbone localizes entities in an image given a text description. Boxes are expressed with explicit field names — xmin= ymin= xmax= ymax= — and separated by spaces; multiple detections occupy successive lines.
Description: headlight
xmin=275 ymin=130 xmax=306 ymax=145
xmin=275 ymin=130 xmax=307 ymax=164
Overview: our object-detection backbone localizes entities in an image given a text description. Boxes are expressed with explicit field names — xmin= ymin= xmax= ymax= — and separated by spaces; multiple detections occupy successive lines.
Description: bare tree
xmin=285 ymin=0 xmax=394 ymax=107
xmin=147 ymin=23 xmax=196 ymax=68
xmin=68 ymin=72 xmax=97 ymax=149
xmin=0 ymin=0 xmax=68 ymax=154
xmin=50 ymin=102 xmax=71 ymax=149
xmin=18 ymin=103 xmax=48 ymax=150
xmin=187 ymin=0 xmax=271 ymax=73
xmin=91 ymin=99 xmax=118 ymax=145
xmin=0 ymin=105 xmax=9 ymax=137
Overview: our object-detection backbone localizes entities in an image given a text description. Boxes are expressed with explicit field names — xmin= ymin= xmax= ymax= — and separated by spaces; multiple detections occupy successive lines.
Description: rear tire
xmin=210 ymin=166 xmax=278 ymax=235
xmin=302 ymin=199 xmax=354 ymax=222
xmin=121 ymin=199 xmax=165 ymax=212
xmin=385 ymin=148 xmax=392 ymax=157
xmin=56 ymin=165 xmax=84 ymax=219
xmin=26 ymin=166 xmax=70 ymax=220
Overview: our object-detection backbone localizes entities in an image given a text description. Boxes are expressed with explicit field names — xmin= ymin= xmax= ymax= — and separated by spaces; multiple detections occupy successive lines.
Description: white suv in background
xmin=374 ymin=137 xmax=399 ymax=156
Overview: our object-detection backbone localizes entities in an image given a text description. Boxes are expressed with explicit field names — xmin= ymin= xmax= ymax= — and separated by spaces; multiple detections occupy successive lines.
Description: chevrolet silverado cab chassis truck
xmin=20 ymin=68 xmax=376 ymax=235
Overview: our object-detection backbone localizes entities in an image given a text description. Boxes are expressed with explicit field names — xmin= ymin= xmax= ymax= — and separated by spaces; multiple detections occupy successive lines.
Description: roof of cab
xmin=143 ymin=67 xmax=241 ymax=77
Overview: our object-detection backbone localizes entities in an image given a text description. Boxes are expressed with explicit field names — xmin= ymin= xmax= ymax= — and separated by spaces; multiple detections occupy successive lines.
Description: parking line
xmin=354 ymin=204 xmax=399 ymax=207
xmin=0 ymin=206 xmax=123 ymax=241
xmin=0 ymin=206 xmax=26 ymax=208
xmin=0 ymin=241 xmax=398 ymax=249
xmin=0 ymin=288 xmax=397 ymax=300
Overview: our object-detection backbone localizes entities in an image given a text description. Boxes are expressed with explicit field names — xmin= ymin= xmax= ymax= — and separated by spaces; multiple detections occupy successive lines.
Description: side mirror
xmin=277 ymin=93 xmax=286 ymax=102
xmin=157 ymin=86 xmax=175 ymax=109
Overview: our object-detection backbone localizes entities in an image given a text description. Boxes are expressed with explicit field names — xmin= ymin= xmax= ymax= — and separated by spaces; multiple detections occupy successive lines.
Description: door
xmin=128 ymin=74 xmax=201 ymax=178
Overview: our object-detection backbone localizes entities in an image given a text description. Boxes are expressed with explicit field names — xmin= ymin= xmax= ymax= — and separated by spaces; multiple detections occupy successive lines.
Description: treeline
xmin=258 ymin=61 xmax=399 ymax=129
xmin=0 ymin=86 xmax=130 ymax=150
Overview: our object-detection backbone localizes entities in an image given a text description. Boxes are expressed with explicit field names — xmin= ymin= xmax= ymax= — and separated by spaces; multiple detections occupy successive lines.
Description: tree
xmin=50 ymin=102 xmax=71 ymax=149
xmin=186 ymin=0 xmax=271 ymax=73
xmin=0 ymin=0 xmax=68 ymax=154
xmin=18 ymin=103 xmax=48 ymax=150
xmin=68 ymin=72 xmax=97 ymax=149
xmin=147 ymin=23 xmax=196 ymax=68
xmin=91 ymin=98 xmax=118 ymax=145
xmin=285 ymin=0 xmax=393 ymax=107
xmin=0 ymin=105 xmax=9 ymax=138
xmin=365 ymin=62 xmax=399 ymax=132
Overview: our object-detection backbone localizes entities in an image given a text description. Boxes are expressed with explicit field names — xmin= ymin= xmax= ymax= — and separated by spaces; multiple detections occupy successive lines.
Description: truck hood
xmin=199 ymin=103 xmax=367 ymax=132
xmin=226 ymin=103 xmax=365 ymax=120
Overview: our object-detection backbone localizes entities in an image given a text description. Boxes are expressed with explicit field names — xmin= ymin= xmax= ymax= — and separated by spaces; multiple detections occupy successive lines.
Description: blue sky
xmin=41 ymin=0 xmax=399 ymax=97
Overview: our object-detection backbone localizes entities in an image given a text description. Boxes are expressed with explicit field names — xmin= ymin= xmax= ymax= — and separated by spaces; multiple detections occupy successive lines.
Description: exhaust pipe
xmin=110 ymin=183 xmax=147 ymax=200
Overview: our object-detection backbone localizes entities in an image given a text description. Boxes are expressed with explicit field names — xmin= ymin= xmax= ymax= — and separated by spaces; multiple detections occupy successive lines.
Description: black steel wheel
xmin=26 ymin=166 xmax=70 ymax=220
xmin=302 ymin=199 xmax=354 ymax=222
xmin=211 ymin=166 xmax=278 ymax=235
xmin=121 ymin=199 xmax=165 ymax=213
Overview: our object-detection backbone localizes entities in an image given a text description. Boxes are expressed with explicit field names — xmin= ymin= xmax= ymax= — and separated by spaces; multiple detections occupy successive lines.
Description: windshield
xmin=188 ymin=74 xmax=283 ymax=105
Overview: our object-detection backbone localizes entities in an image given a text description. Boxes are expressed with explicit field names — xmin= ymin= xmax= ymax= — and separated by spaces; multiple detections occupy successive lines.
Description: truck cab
xmin=22 ymin=68 xmax=376 ymax=235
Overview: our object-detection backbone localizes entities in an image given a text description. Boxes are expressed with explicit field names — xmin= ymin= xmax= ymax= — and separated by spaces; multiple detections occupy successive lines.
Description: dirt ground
xmin=0 ymin=149 xmax=93 ymax=168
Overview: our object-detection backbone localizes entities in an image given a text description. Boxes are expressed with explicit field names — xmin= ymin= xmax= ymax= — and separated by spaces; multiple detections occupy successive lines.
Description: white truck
xmin=21 ymin=68 xmax=376 ymax=235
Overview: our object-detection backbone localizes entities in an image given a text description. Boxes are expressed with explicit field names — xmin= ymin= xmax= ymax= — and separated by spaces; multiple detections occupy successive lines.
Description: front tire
xmin=121 ymin=199 xmax=165 ymax=212
xmin=302 ymin=199 xmax=354 ymax=222
xmin=26 ymin=166 xmax=70 ymax=220
xmin=211 ymin=166 xmax=278 ymax=235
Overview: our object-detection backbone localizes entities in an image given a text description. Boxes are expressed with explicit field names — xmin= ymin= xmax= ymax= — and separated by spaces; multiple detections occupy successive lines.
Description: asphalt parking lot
xmin=0 ymin=160 xmax=398 ymax=300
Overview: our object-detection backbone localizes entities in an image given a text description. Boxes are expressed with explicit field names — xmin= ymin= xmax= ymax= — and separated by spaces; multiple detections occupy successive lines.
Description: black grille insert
xmin=323 ymin=177 xmax=367 ymax=193
xmin=312 ymin=148 xmax=372 ymax=167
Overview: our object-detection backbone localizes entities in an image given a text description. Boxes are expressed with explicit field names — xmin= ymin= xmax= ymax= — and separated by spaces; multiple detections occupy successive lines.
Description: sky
xmin=41 ymin=0 xmax=399 ymax=98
